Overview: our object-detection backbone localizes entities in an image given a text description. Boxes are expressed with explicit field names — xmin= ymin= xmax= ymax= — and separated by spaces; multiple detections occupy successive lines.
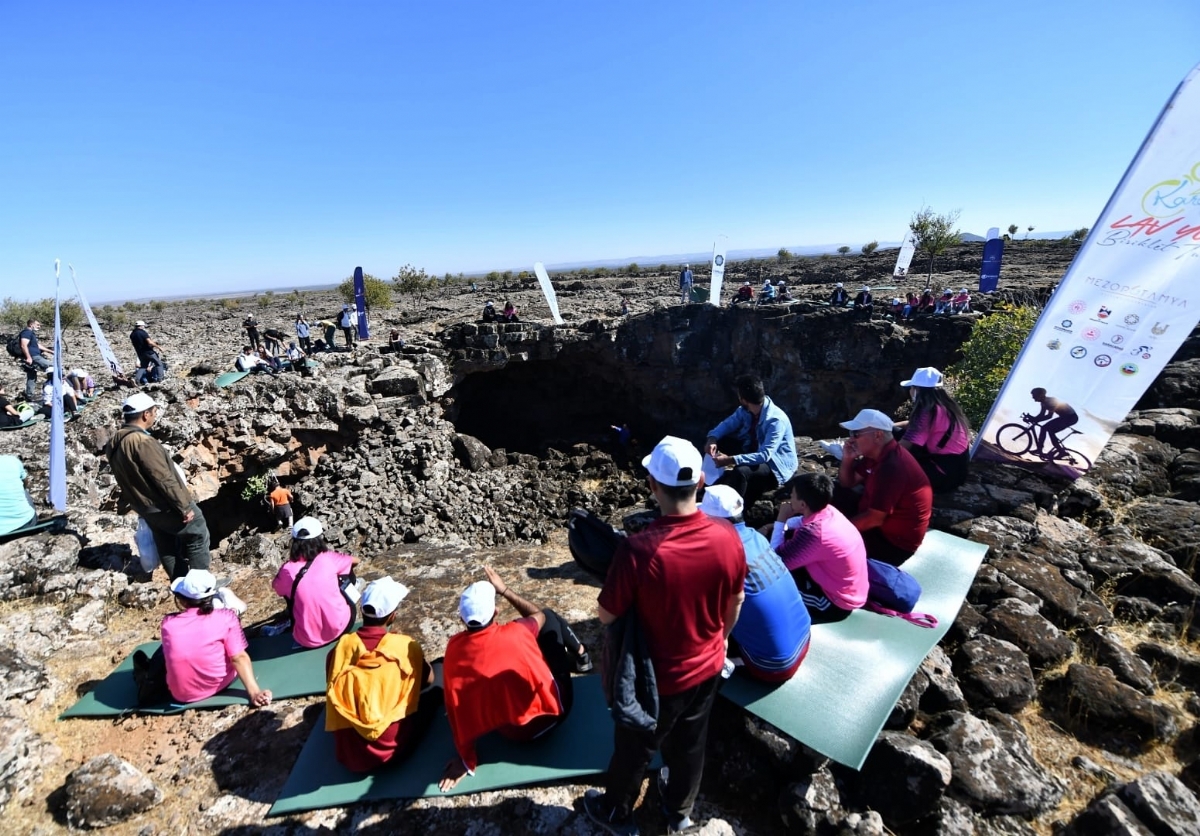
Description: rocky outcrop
xmin=60 ymin=754 xmax=162 ymax=828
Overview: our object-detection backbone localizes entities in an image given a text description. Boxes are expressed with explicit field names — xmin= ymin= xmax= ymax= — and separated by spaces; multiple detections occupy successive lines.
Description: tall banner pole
xmin=49 ymin=259 xmax=67 ymax=512
xmin=973 ymin=61 xmax=1200 ymax=480
xmin=69 ymin=264 xmax=125 ymax=378
xmin=893 ymin=231 xmax=916 ymax=278
xmin=533 ymin=263 xmax=564 ymax=324
xmin=353 ymin=266 xmax=370 ymax=339
xmin=978 ymin=228 xmax=1004 ymax=293
xmin=708 ymin=236 xmax=728 ymax=306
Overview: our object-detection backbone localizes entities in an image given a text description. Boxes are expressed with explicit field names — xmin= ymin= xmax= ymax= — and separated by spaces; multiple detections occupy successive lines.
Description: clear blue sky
xmin=2 ymin=1 xmax=1197 ymax=302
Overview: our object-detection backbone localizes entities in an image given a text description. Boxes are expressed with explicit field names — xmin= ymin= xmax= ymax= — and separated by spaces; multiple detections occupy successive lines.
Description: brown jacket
xmin=105 ymin=425 xmax=193 ymax=518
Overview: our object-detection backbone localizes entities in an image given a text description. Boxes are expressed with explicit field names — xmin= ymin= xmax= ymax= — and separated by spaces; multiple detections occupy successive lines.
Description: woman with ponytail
xmin=894 ymin=367 xmax=972 ymax=492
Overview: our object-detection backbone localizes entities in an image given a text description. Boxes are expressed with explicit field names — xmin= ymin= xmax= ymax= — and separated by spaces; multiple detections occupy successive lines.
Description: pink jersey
xmin=774 ymin=504 xmax=868 ymax=611
xmin=161 ymin=608 xmax=247 ymax=703
xmin=905 ymin=405 xmax=970 ymax=455
xmin=272 ymin=550 xmax=355 ymax=648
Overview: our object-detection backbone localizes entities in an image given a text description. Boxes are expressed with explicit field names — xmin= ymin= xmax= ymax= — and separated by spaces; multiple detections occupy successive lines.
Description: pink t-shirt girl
xmin=272 ymin=550 xmax=355 ymax=648
xmin=905 ymin=404 xmax=970 ymax=455
xmin=772 ymin=504 xmax=868 ymax=611
xmin=161 ymin=607 xmax=247 ymax=703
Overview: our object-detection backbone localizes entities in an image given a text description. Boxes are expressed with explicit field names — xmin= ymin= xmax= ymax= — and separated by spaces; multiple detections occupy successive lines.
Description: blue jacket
xmin=708 ymin=396 xmax=797 ymax=487
xmin=679 ymin=269 xmax=693 ymax=289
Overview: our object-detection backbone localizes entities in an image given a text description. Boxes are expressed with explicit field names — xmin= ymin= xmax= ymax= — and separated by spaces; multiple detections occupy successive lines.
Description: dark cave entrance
xmin=449 ymin=359 xmax=654 ymax=455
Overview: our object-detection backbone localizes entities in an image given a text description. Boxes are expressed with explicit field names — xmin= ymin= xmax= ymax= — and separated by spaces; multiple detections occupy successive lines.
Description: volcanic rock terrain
xmin=1 ymin=240 xmax=1199 ymax=834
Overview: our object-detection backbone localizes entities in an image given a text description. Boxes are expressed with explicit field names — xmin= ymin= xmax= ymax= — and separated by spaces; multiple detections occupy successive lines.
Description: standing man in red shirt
xmin=834 ymin=408 xmax=933 ymax=566
xmin=438 ymin=565 xmax=592 ymax=791
xmin=585 ymin=436 xmax=746 ymax=835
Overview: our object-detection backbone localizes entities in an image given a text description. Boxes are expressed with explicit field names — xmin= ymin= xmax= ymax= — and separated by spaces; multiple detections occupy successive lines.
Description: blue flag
xmin=978 ymin=237 xmax=1004 ymax=293
xmin=353 ymin=266 xmax=370 ymax=339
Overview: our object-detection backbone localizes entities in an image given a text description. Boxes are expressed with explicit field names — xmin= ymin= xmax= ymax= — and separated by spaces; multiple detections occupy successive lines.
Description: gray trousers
xmin=141 ymin=503 xmax=211 ymax=580
xmin=24 ymin=355 xmax=51 ymax=400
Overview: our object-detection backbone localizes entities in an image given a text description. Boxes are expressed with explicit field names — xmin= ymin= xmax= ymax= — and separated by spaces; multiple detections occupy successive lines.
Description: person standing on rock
xmin=271 ymin=516 xmax=360 ymax=647
xmin=704 ymin=373 xmax=798 ymax=513
xmin=325 ymin=576 xmax=442 ymax=772
xmin=679 ymin=264 xmax=693 ymax=305
xmin=130 ymin=320 xmax=167 ymax=382
xmin=585 ymin=436 xmax=745 ymax=835
xmin=337 ymin=305 xmax=357 ymax=349
xmin=242 ymin=315 xmax=262 ymax=352
xmin=438 ymin=565 xmax=592 ymax=791
xmin=106 ymin=392 xmax=212 ymax=581
xmin=295 ymin=314 xmax=312 ymax=354
xmin=17 ymin=318 xmax=53 ymax=401
xmin=833 ymin=408 xmax=932 ymax=567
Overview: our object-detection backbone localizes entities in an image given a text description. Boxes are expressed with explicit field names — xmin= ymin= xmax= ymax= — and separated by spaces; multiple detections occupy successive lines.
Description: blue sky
xmin=1 ymin=1 xmax=1197 ymax=302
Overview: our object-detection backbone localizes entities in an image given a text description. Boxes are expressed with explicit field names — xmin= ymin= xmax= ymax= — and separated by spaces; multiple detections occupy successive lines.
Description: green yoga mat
xmin=0 ymin=414 xmax=45 ymax=431
xmin=59 ymin=631 xmax=334 ymax=718
xmin=215 ymin=370 xmax=251 ymax=388
xmin=720 ymin=528 xmax=988 ymax=770
xmin=270 ymin=674 xmax=618 ymax=815
xmin=0 ymin=515 xmax=68 ymax=543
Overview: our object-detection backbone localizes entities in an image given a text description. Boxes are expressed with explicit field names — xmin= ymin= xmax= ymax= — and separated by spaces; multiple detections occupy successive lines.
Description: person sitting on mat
xmin=438 ymin=566 xmax=592 ymax=791
xmin=235 ymin=346 xmax=277 ymax=375
xmin=325 ymin=576 xmax=442 ymax=772
xmin=771 ymin=472 xmax=868 ymax=624
xmin=161 ymin=569 xmax=269 ymax=707
xmin=833 ymin=409 xmax=932 ymax=566
xmin=0 ymin=455 xmax=37 ymax=536
xmin=0 ymin=385 xmax=26 ymax=428
xmin=699 ymin=485 xmax=811 ymax=681
xmin=271 ymin=516 xmax=359 ymax=648
xmin=892 ymin=367 xmax=971 ymax=492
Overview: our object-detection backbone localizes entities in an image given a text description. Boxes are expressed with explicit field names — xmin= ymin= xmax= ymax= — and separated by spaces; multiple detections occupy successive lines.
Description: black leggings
xmin=536 ymin=608 xmax=581 ymax=719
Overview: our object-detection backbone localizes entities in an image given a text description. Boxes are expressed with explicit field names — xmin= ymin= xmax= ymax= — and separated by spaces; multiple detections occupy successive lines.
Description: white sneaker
xmin=216 ymin=587 xmax=247 ymax=615
xmin=818 ymin=440 xmax=844 ymax=461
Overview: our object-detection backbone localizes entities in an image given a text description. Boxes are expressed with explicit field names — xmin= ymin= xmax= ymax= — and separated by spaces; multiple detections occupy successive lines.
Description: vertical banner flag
xmin=50 ymin=260 xmax=67 ymax=512
xmin=533 ymin=263 xmax=564 ymax=324
xmin=69 ymin=264 xmax=125 ymax=377
xmin=353 ymin=266 xmax=370 ymax=339
xmin=978 ymin=229 xmax=1005 ymax=293
xmin=893 ymin=232 xmax=916 ymax=278
xmin=974 ymin=62 xmax=1200 ymax=480
xmin=709 ymin=236 xmax=728 ymax=305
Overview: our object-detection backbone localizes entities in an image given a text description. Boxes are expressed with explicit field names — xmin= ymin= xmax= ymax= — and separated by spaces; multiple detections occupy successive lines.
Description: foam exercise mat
xmin=0 ymin=515 xmax=67 ymax=543
xmin=214 ymin=371 xmax=251 ymax=388
xmin=59 ymin=631 xmax=335 ymax=718
xmin=720 ymin=529 xmax=988 ymax=769
xmin=269 ymin=674 xmax=618 ymax=815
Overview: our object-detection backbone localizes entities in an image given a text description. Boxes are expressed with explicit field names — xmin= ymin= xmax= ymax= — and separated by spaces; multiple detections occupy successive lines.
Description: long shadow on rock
xmin=203 ymin=702 xmax=323 ymax=803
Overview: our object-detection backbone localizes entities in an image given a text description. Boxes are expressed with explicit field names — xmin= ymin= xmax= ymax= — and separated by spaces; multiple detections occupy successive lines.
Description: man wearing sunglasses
xmin=834 ymin=409 xmax=931 ymax=566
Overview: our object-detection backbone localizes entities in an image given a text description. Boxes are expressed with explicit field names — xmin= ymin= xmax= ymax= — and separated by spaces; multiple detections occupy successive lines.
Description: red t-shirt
xmin=443 ymin=617 xmax=561 ymax=771
xmin=599 ymin=511 xmax=746 ymax=696
xmin=855 ymin=440 xmax=933 ymax=553
xmin=324 ymin=625 xmax=428 ymax=773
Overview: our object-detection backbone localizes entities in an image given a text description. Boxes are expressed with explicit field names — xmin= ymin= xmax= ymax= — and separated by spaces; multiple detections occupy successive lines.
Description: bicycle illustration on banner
xmin=991 ymin=388 xmax=1093 ymax=471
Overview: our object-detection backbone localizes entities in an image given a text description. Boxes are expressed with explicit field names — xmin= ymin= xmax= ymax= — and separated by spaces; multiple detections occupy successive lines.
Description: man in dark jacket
xmin=105 ymin=393 xmax=210 ymax=580
xmin=584 ymin=436 xmax=745 ymax=835
xmin=18 ymin=319 xmax=53 ymax=400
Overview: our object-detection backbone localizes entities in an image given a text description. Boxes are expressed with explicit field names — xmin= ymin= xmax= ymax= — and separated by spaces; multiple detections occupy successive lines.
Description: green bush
xmin=151 ymin=300 xmax=167 ymax=312
xmin=777 ymin=248 xmax=793 ymax=262
xmin=947 ymin=304 xmax=1040 ymax=427
xmin=837 ymin=246 xmax=851 ymax=256
xmin=624 ymin=263 xmax=639 ymax=275
xmin=861 ymin=241 xmax=879 ymax=256
xmin=0 ymin=297 xmax=84 ymax=330
xmin=341 ymin=273 xmax=394 ymax=309
xmin=240 ymin=473 xmax=269 ymax=502
xmin=221 ymin=298 xmax=240 ymax=309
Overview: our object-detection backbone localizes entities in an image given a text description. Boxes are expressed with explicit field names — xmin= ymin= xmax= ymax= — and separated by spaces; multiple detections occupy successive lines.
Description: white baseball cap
xmin=291 ymin=516 xmax=324 ymax=539
xmin=901 ymin=367 xmax=944 ymax=389
xmin=642 ymin=435 xmax=702 ymax=487
xmin=698 ymin=485 xmax=744 ymax=519
xmin=121 ymin=392 xmax=158 ymax=415
xmin=171 ymin=569 xmax=218 ymax=600
xmin=361 ymin=576 xmax=410 ymax=619
xmin=459 ymin=580 xmax=497 ymax=627
xmin=840 ymin=408 xmax=895 ymax=433
xmin=135 ymin=320 xmax=146 ymax=327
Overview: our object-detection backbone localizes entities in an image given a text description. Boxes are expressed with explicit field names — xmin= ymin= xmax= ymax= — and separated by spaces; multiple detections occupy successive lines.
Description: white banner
xmin=50 ymin=260 xmax=67 ymax=511
xmin=893 ymin=231 xmax=916 ymax=278
xmin=709 ymin=237 xmax=727 ymax=305
xmin=533 ymin=262 xmax=563 ymax=324
xmin=69 ymin=264 xmax=125 ymax=377
xmin=974 ymin=62 xmax=1200 ymax=479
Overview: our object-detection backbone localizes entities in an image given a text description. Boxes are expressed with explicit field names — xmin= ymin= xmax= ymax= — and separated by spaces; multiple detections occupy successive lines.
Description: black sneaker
xmin=657 ymin=768 xmax=695 ymax=833
xmin=583 ymin=789 xmax=639 ymax=836
xmin=574 ymin=646 xmax=594 ymax=674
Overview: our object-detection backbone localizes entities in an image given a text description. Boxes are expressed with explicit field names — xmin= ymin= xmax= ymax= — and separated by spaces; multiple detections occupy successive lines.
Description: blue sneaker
xmin=583 ymin=789 xmax=639 ymax=836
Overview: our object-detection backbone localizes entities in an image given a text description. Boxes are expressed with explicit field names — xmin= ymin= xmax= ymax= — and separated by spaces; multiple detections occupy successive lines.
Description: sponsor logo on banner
xmin=1047 ymin=339 xmax=1062 ymax=350
xmin=973 ymin=61 xmax=1200 ymax=480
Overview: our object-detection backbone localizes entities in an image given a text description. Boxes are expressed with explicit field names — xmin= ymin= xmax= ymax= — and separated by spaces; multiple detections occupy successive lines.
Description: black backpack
xmin=6 ymin=336 xmax=22 ymax=359
xmin=567 ymin=508 xmax=625 ymax=581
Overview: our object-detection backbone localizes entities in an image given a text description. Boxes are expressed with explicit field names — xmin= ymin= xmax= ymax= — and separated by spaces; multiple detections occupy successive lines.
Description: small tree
xmin=861 ymin=241 xmax=879 ymax=256
xmin=1070 ymin=227 xmax=1089 ymax=241
xmin=0 ymin=296 xmax=83 ymax=330
xmin=777 ymin=248 xmax=793 ymax=262
xmin=947 ymin=304 xmax=1039 ymax=427
xmin=909 ymin=207 xmax=962 ymax=280
xmin=1007 ymin=224 xmax=1018 ymax=238
xmin=624 ymin=263 xmax=639 ymax=275
xmin=1026 ymin=225 xmax=1035 ymax=239
xmin=392 ymin=264 xmax=432 ymax=303
xmin=341 ymin=272 xmax=394 ymax=309
xmin=837 ymin=245 xmax=851 ymax=256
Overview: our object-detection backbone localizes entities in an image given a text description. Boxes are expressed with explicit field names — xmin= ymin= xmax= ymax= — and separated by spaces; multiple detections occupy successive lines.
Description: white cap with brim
xmin=642 ymin=435 xmax=702 ymax=487
xmin=361 ymin=576 xmax=410 ymax=619
xmin=459 ymin=580 xmax=497 ymax=627
xmin=699 ymin=484 xmax=744 ymax=519
xmin=171 ymin=569 xmax=218 ymax=600
xmin=291 ymin=516 xmax=324 ymax=539
xmin=901 ymin=367 xmax=944 ymax=389
xmin=840 ymin=408 xmax=895 ymax=433
xmin=135 ymin=320 xmax=146 ymax=327
xmin=122 ymin=392 xmax=158 ymax=415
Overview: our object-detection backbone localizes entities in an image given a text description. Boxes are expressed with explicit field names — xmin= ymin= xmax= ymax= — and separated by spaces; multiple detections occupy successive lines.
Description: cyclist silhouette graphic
xmin=1022 ymin=388 xmax=1079 ymax=460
